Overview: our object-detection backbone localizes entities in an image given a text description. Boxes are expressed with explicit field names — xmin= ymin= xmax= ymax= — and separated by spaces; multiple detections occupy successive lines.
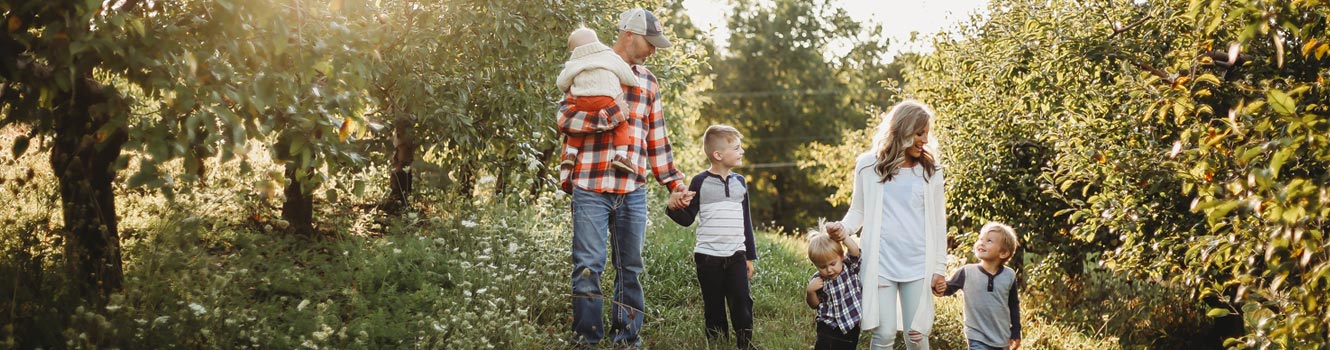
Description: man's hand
xmin=747 ymin=260 xmax=754 ymax=279
xmin=825 ymin=221 xmax=846 ymax=241
xmin=667 ymin=186 xmax=695 ymax=210
xmin=932 ymin=274 xmax=946 ymax=296
xmin=1009 ymin=339 xmax=1021 ymax=350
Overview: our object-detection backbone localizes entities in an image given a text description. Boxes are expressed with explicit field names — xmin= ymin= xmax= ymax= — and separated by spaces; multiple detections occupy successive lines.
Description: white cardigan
xmin=840 ymin=152 xmax=948 ymax=335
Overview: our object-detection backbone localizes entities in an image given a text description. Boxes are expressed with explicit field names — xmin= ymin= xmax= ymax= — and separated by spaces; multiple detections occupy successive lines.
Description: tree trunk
xmin=494 ymin=156 xmax=508 ymax=197
xmin=49 ymin=83 xmax=126 ymax=303
xmin=458 ymin=162 xmax=475 ymax=200
xmin=282 ymin=166 xmax=315 ymax=234
xmin=530 ymin=144 xmax=556 ymax=198
xmin=389 ymin=119 xmax=414 ymax=206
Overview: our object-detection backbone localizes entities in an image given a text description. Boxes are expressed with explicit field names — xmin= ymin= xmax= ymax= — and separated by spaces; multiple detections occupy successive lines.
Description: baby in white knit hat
xmin=555 ymin=27 xmax=641 ymax=174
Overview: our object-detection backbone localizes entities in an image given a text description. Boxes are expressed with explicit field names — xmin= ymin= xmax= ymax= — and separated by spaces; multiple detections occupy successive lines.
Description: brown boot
xmin=610 ymin=156 xmax=636 ymax=175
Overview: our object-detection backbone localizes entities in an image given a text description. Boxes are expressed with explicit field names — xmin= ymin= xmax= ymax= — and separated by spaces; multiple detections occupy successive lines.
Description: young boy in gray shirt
xmin=667 ymin=125 xmax=757 ymax=349
xmin=940 ymin=222 xmax=1023 ymax=350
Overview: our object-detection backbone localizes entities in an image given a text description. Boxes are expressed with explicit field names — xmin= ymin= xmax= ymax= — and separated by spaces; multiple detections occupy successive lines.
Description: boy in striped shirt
xmin=667 ymin=125 xmax=757 ymax=349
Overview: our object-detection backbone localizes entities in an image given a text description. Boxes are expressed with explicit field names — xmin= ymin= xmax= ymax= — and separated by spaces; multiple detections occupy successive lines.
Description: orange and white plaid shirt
xmin=556 ymin=64 xmax=685 ymax=194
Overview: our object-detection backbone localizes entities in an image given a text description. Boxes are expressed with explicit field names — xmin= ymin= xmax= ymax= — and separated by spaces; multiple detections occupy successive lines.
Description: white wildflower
xmin=297 ymin=299 xmax=310 ymax=311
xmin=461 ymin=220 xmax=478 ymax=228
xmin=188 ymin=303 xmax=207 ymax=316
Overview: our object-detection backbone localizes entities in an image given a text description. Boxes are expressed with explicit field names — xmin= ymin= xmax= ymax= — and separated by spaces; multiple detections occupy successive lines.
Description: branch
xmin=1130 ymin=59 xmax=1173 ymax=84
xmin=1202 ymin=50 xmax=1252 ymax=68
xmin=1109 ymin=13 xmax=1154 ymax=39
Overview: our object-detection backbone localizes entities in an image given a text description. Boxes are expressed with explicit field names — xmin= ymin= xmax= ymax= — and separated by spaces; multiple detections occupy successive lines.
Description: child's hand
xmin=747 ymin=260 xmax=754 ymax=279
xmin=806 ymin=278 xmax=824 ymax=294
xmin=1009 ymin=339 xmax=1021 ymax=350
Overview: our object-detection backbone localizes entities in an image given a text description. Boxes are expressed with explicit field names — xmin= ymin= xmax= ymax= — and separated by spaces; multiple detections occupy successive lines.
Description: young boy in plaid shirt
xmin=806 ymin=222 xmax=864 ymax=350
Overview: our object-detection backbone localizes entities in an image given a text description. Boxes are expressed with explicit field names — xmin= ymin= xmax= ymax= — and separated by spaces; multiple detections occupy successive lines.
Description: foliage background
xmin=2 ymin=0 xmax=1328 ymax=348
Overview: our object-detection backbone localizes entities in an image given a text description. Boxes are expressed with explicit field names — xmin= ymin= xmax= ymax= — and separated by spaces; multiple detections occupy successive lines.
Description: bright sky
xmin=680 ymin=0 xmax=990 ymax=58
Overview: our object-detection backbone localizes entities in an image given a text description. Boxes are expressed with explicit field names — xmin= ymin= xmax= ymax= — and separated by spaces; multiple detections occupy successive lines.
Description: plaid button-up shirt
xmin=557 ymin=64 xmax=685 ymax=194
xmin=811 ymin=254 xmax=863 ymax=333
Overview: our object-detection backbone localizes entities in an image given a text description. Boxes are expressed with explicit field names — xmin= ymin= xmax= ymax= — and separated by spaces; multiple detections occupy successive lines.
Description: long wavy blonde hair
xmin=866 ymin=99 xmax=939 ymax=183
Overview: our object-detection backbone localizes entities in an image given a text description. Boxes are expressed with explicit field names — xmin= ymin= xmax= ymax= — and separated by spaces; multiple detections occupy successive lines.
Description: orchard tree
xmin=705 ymin=0 xmax=890 ymax=230
xmin=2 ymin=0 xmax=153 ymax=303
xmin=1167 ymin=0 xmax=1330 ymax=347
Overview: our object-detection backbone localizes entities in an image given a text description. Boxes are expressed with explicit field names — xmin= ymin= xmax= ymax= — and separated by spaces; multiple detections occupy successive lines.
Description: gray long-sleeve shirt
xmin=943 ymin=263 xmax=1022 ymax=348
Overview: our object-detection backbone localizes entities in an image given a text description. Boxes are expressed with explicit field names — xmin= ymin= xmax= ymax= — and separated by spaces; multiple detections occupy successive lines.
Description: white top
xmin=840 ymin=152 xmax=947 ymax=335
xmin=878 ymin=165 xmax=927 ymax=281
xmin=556 ymin=42 xmax=641 ymax=98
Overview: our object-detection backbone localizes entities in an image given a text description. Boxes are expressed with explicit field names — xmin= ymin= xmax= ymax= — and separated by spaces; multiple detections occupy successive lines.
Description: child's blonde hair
xmin=702 ymin=125 xmax=742 ymax=162
xmin=807 ymin=233 xmax=842 ymax=265
xmin=568 ymin=27 xmax=598 ymax=50
xmin=981 ymin=221 xmax=1020 ymax=262
xmin=806 ymin=219 xmax=841 ymax=264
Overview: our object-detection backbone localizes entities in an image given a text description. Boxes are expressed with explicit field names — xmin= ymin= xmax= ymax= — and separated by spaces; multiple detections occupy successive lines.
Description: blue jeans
xmin=570 ymin=187 xmax=647 ymax=347
xmin=968 ymin=339 xmax=1007 ymax=350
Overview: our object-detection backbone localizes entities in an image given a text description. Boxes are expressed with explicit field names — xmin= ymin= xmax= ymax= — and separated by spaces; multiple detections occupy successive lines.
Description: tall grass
xmin=2 ymin=130 xmax=1124 ymax=349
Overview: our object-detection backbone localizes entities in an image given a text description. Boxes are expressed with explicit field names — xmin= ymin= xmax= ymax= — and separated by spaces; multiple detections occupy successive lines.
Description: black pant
xmin=694 ymin=252 xmax=754 ymax=349
xmin=814 ymin=321 xmax=860 ymax=350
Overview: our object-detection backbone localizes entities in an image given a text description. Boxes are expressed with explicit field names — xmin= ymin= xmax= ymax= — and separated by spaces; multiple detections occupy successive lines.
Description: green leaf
xmin=11 ymin=135 xmax=29 ymax=158
xmin=1207 ymin=308 xmax=1231 ymax=318
xmin=1266 ymin=89 xmax=1296 ymax=116
xmin=352 ymin=179 xmax=365 ymax=197
xmin=1194 ymin=73 xmax=1221 ymax=86
xmin=1270 ymin=146 xmax=1294 ymax=179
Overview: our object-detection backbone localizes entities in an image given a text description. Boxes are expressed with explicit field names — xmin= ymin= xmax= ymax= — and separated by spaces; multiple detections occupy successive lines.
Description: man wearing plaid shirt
xmin=557 ymin=8 xmax=696 ymax=350
xmin=806 ymin=232 xmax=864 ymax=350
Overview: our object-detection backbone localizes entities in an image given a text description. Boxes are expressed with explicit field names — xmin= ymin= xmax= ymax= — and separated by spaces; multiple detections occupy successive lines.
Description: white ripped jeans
xmin=870 ymin=277 xmax=930 ymax=350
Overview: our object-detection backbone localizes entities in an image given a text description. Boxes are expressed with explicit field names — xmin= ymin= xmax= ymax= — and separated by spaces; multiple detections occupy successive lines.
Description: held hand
xmin=666 ymin=188 xmax=688 ymax=210
xmin=1010 ymin=339 xmax=1021 ymax=350
xmin=931 ymin=274 xmax=946 ymax=296
xmin=825 ymin=222 xmax=846 ymax=241
xmin=747 ymin=260 xmax=755 ymax=279
xmin=907 ymin=330 xmax=924 ymax=343
xmin=667 ymin=186 xmax=696 ymax=210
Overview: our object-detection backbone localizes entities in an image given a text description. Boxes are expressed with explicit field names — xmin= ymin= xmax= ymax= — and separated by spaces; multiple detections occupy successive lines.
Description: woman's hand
xmin=825 ymin=221 xmax=846 ymax=241
xmin=931 ymin=274 xmax=946 ymax=296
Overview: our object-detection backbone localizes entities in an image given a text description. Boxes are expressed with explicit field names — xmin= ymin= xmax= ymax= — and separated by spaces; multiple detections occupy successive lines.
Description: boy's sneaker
xmin=610 ymin=156 xmax=636 ymax=175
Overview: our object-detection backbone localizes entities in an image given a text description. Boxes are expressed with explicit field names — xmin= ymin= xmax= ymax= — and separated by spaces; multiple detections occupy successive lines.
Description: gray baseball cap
xmin=617 ymin=8 xmax=672 ymax=49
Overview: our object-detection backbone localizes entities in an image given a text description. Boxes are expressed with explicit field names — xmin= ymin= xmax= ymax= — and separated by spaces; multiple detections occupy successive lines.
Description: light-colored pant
xmin=870 ymin=277 xmax=930 ymax=350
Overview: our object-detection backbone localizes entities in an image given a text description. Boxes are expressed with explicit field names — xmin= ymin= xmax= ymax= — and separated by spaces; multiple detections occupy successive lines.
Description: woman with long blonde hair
xmin=826 ymin=100 xmax=948 ymax=350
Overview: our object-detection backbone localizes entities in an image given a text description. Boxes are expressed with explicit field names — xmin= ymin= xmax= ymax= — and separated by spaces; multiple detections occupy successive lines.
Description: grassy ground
xmin=1 ymin=130 xmax=1124 ymax=349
